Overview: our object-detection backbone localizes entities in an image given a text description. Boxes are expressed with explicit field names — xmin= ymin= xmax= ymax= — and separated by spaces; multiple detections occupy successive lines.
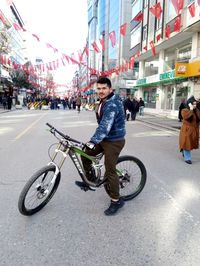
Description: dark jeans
xmin=81 ymin=139 xmax=125 ymax=199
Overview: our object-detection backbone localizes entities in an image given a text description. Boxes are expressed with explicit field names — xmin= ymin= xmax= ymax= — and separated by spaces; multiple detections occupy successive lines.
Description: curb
xmin=137 ymin=118 xmax=181 ymax=132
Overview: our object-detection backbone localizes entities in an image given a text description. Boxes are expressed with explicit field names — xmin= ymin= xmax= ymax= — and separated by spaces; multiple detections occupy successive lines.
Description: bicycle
xmin=18 ymin=123 xmax=147 ymax=216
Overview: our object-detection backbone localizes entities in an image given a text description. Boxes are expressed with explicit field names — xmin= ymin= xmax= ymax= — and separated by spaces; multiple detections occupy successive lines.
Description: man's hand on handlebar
xmin=85 ymin=141 xmax=95 ymax=150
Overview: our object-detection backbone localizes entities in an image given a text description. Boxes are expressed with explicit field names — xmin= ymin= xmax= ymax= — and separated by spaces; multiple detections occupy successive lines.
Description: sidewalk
xmin=136 ymin=113 xmax=181 ymax=131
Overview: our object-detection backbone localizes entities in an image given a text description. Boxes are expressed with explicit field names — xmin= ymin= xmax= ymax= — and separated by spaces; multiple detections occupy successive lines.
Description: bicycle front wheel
xmin=18 ymin=165 xmax=61 ymax=216
xmin=117 ymin=155 xmax=147 ymax=201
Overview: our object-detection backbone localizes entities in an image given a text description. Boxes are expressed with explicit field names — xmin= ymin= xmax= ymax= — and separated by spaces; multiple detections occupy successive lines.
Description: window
xmin=132 ymin=0 xmax=142 ymax=20
xmin=131 ymin=24 xmax=141 ymax=49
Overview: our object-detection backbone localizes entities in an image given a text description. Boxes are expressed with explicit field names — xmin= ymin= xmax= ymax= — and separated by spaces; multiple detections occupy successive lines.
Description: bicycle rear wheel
xmin=18 ymin=165 xmax=61 ymax=216
xmin=117 ymin=156 xmax=146 ymax=201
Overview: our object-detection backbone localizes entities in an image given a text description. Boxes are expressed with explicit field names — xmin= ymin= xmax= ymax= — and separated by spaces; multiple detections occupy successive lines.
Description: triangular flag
xmin=156 ymin=33 xmax=161 ymax=42
xmin=174 ymin=15 xmax=181 ymax=32
xmin=13 ymin=23 xmax=21 ymax=30
xmin=171 ymin=0 xmax=184 ymax=15
xmin=84 ymin=47 xmax=89 ymax=56
xmin=149 ymin=2 xmax=163 ymax=19
xmin=165 ymin=25 xmax=171 ymax=39
xmin=149 ymin=41 xmax=156 ymax=56
xmin=188 ymin=2 xmax=195 ymax=17
xmin=132 ymin=12 xmax=143 ymax=22
xmin=109 ymin=31 xmax=116 ymax=47
xmin=120 ymin=23 xmax=127 ymax=36
xmin=143 ymin=45 xmax=148 ymax=51
xmin=92 ymin=41 xmax=100 ymax=53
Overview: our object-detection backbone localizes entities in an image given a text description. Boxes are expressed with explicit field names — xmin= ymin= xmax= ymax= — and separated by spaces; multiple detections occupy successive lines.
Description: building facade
xmin=132 ymin=0 xmax=200 ymax=116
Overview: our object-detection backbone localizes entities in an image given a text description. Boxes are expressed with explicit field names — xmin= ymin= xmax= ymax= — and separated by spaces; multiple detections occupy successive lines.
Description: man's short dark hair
xmin=97 ymin=77 xmax=112 ymax=88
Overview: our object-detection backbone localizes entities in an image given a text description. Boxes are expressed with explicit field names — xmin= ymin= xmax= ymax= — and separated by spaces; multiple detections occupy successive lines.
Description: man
xmin=75 ymin=77 xmax=126 ymax=216
xmin=138 ymin=97 xmax=145 ymax=116
xmin=123 ymin=95 xmax=134 ymax=121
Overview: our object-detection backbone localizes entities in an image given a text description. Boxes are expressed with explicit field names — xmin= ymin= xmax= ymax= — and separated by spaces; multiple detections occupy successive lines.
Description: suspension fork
xmin=50 ymin=143 xmax=69 ymax=169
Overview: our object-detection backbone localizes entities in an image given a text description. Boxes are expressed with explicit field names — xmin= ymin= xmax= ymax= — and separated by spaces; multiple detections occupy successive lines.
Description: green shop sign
xmin=136 ymin=78 xmax=146 ymax=86
xmin=159 ymin=70 xmax=175 ymax=80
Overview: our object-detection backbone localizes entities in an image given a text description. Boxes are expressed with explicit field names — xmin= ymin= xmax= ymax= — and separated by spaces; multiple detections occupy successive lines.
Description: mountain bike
xmin=18 ymin=123 xmax=147 ymax=216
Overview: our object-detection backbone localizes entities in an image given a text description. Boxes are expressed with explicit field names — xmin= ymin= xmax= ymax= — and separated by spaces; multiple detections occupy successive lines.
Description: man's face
xmin=96 ymin=83 xmax=112 ymax=100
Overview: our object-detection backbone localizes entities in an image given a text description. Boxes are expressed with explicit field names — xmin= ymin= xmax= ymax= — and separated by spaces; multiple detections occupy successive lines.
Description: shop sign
xmin=125 ymin=80 xmax=136 ymax=88
xmin=159 ymin=70 xmax=174 ymax=80
xmin=175 ymin=62 xmax=189 ymax=77
xmin=146 ymin=74 xmax=159 ymax=84
xmin=187 ymin=61 xmax=200 ymax=77
xmin=136 ymin=78 xmax=146 ymax=86
xmin=175 ymin=61 xmax=200 ymax=77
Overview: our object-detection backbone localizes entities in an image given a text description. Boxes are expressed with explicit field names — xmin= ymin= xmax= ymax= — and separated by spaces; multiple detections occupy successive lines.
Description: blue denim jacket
xmin=90 ymin=93 xmax=126 ymax=144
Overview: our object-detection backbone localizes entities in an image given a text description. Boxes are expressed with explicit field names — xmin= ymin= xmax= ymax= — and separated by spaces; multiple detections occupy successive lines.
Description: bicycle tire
xmin=18 ymin=165 xmax=61 ymax=216
xmin=104 ymin=155 xmax=147 ymax=201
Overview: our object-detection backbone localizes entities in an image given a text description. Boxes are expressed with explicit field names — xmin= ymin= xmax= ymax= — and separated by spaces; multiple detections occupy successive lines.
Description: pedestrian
xmin=178 ymin=99 xmax=186 ymax=122
xmin=75 ymin=76 xmax=126 ymax=216
xmin=131 ymin=97 xmax=139 ymax=120
xmin=76 ymin=94 xmax=82 ymax=113
xmin=2 ymin=95 xmax=7 ymax=109
xmin=7 ymin=94 xmax=12 ymax=110
xmin=123 ymin=95 xmax=133 ymax=121
xmin=179 ymin=96 xmax=200 ymax=164
xmin=138 ymin=97 xmax=145 ymax=116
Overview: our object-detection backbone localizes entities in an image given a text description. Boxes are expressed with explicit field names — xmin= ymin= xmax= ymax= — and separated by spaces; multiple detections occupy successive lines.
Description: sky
xmin=13 ymin=0 xmax=88 ymax=84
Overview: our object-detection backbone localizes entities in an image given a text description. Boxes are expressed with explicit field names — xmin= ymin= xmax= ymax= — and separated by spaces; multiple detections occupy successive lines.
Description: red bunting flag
xmin=62 ymin=54 xmax=70 ymax=63
xmin=188 ymin=2 xmax=195 ymax=17
xmin=165 ymin=25 xmax=171 ymax=39
xmin=92 ymin=41 xmax=100 ymax=53
xmin=99 ymin=38 xmax=105 ymax=51
xmin=149 ymin=41 xmax=156 ymax=56
xmin=149 ymin=2 xmax=163 ymax=20
xmin=78 ymin=50 xmax=83 ymax=62
xmin=156 ymin=33 xmax=161 ymax=42
xmin=13 ymin=23 xmax=21 ymax=30
xmin=84 ymin=47 xmax=89 ymax=56
xmin=129 ymin=56 xmax=135 ymax=69
xmin=174 ymin=15 xmax=181 ymax=32
xmin=143 ymin=45 xmax=148 ymax=51
xmin=0 ymin=12 xmax=7 ymax=25
xmin=120 ymin=23 xmax=127 ymax=36
xmin=132 ymin=12 xmax=143 ymax=22
xmin=109 ymin=31 xmax=116 ymax=47
xmin=171 ymin=0 xmax=184 ymax=15
xmin=32 ymin=34 xmax=40 ymax=42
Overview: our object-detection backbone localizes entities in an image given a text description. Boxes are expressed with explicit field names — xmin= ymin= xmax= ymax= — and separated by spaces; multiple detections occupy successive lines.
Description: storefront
xmin=135 ymin=70 xmax=189 ymax=114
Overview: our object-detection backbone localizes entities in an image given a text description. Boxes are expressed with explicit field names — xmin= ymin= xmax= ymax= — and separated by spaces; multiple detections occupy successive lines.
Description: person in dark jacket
xmin=75 ymin=77 xmax=126 ymax=216
xmin=123 ymin=95 xmax=133 ymax=121
xmin=138 ymin=97 xmax=145 ymax=116
xmin=179 ymin=96 xmax=200 ymax=164
xmin=131 ymin=97 xmax=139 ymax=120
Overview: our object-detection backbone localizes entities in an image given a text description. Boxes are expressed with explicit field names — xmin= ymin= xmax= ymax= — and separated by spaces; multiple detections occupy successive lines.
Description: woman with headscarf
xmin=179 ymin=96 xmax=200 ymax=164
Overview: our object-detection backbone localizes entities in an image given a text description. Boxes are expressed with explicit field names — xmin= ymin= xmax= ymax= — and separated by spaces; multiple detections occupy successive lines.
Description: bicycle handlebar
xmin=46 ymin=123 xmax=84 ymax=146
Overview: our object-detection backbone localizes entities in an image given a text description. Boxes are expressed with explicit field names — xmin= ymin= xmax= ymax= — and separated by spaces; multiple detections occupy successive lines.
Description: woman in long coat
xmin=179 ymin=96 xmax=200 ymax=164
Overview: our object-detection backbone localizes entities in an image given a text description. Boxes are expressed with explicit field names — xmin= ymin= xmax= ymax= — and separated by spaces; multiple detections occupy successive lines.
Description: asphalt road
xmin=0 ymin=109 xmax=200 ymax=266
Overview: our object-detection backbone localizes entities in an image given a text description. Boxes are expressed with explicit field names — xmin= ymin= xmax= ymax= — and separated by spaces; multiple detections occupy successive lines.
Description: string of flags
xmin=1 ymin=0 xmax=200 ymax=92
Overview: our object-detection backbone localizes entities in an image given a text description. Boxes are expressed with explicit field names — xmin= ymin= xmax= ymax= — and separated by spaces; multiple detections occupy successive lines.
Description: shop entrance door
xmin=163 ymin=86 xmax=174 ymax=110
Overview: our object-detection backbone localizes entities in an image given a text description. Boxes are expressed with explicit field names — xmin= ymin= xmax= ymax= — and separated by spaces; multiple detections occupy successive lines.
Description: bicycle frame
xmin=48 ymin=140 xmax=104 ymax=187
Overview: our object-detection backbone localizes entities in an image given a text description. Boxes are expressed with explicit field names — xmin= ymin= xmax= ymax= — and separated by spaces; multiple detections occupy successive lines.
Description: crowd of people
xmin=123 ymin=96 xmax=145 ymax=121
